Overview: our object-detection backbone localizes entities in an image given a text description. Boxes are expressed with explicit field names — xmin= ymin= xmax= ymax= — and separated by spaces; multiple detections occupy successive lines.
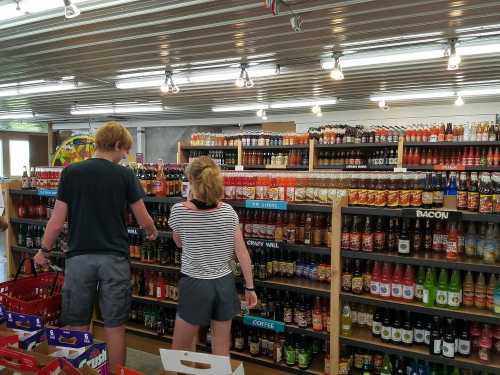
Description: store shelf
xmin=342 ymin=206 xmax=500 ymax=223
xmin=9 ymin=189 xmax=40 ymax=196
xmin=245 ymin=237 xmax=331 ymax=256
xmin=252 ymin=278 xmax=330 ymax=297
xmin=226 ymin=200 xmax=331 ymax=213
xmin=342 ymin=250 xmax=500 ymax=274
xmin=242 ymin=165 xmax=309 ymax=171
xmin=93 ymin=319 xmax=172 ymax=341
xmin=10 ymin=217 xmax=48 ymax=226
xmin=315 ymin=143 xmax=398 ymax=149
xmin=405 ymin=141 xmax=500 ymax=147
xmin=11 ymin=246 xmax=65 ymax=259
xmin=242 ymin=145 xmax=309 ymax=150
xmin=341 ymin=292 xmax=500 ymax=325
xmin=181 ymin=145 xmax=238 ymax=150
xmin=315 ymin=165 xmax=396 ymax=171
xmin=143 ymin=196 xmax=184 ymax=204
xmin=340 ymin=328 xmax=500 ymax=373
xmin=131 ymin=295 xmax=178 ymax=308
xmin=404 ymin=165 xmax=500 ymax=171
xmin=130 ymin=261 xmax=180 ymax=272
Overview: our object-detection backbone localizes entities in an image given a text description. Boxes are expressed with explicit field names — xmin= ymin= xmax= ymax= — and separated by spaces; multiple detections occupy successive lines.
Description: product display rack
xmin=7 ymin=188 xmax=339 ymax=375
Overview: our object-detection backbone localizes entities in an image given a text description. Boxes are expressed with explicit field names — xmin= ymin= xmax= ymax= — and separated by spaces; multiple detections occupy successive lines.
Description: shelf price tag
xmin=245 ymin=239 xmax=282 ymax=249
xmin=434 ymin=164 xmax=465 ymax=171
xmin=38 ymin=189 xmax=57 ymax=197
xmin=245 ymin=200 xmax=288 ymax=210
xmin=402 ymin=208 xmax=462 ymax=221
xmin=242 ymin=315 xmax=285 ymax=333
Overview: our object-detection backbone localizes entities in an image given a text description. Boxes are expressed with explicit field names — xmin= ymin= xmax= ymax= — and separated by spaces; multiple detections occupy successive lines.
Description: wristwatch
xmin=40 ymin=247 xmax=51 ymax=255
xmin=244 ymin=286 xmax=255 ymax=291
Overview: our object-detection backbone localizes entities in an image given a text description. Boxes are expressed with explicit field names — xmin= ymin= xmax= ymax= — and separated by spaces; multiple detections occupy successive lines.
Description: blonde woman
xmin=169 ymin=156 xmax=257 ymax=355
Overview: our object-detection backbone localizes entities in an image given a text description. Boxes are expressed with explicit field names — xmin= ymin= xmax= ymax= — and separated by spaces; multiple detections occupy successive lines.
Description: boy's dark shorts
xmin=177 ymin=273 xmax=240 ymax=326
xmin=62 ymin=254 xmax=131 ymax=328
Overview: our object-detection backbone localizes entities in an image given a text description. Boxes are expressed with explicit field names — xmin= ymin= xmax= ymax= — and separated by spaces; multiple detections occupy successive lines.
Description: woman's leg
xmin=172 ymin=317 xmax=199 ymax=351
xmin=211 ymin=320 xmax=232 ymax=356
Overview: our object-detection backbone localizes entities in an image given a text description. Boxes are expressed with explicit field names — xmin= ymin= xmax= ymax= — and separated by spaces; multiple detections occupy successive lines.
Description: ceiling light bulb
xmin=63 ymin=0 xmax=81 ymax=19
xmin=160 ymin=81 xmax=170 ymax=93
xmin=330 ymin=68 xmax=344 ymax=81
xmin=378 ymin=100 xmax=386 ymax=108
xmin=172 ymin=84 xmax=180 ymax=94
xmin=262 ymin=114 xmax=268 ymax=121
xmin=447 ymin=39 xmax=461 ymax=70
xmin=245 ymin=79 xmax=255 ymax=88
xmin=256 ymin=109 xmax=264 ymax=117
xmin=312 ymin=105 xmax=321 ymax=114
xmin=316 ymin=110 xmax=323 ymax=117
xmin=454 ymin=95 xmax=464 ymax=106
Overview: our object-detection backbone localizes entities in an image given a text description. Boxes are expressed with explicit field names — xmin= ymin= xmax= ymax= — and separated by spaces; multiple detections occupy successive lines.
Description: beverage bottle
xmin=463 ymin=271 xmax=474 ymax=307
xmin=351 ymin=259 xmax=364 ymax=294
xmin=341 ymin=216 xmax=350 ymax=251
xmin=410 ymin=173 xmax=423 ymax=207
xmin=296 ymin=213 xmax=305 ymax=244
xmin=312 ymin=296 xmax=323 ymax=332
xmin=379 ymin=354 xmax=392 ymax=375
xmin=370 ymin=261 xmax=381 ymax=296
xmin=380 ymin=309 xmax=392 ymax=343
xmin=422 ymin=267 xmax=436 ymax=307
xmin=432 ymin=221 xmax=444 ymax=253
xmin=362 ymin=260 xmax=372 ymax=293
xmin=447 ymin=270 xmax=461 ymax=309
xmin=457 ymin=172 xmax=468 ymax=210
xmin=391 ymin=310 xmax=402 ymax=345
xmin=478 ymin=324 xmax=492 ymax=362
xmin=362 ymin=216 xmax=374 ymax=252
xmin=412 ymin=219 xmax=423 ymax=254
xmin=423 ymin=219 xmax=433 ymax=253
xmin=379 ymin=263 xmax=392 ymax=299
xmin=479 ymin=172 xmax=494 ymax=213
xmin=486 ymin=274 xmax=496 ymax=311
xmin=372 ymin=308 xmax=382 ymax=337
xmin=415 ymin=266 xmax=426 ymax=302
xmin=458 ymin=320 xmax=471 ymax=357
xmin=483 ymin=222 xmax=497 ymax=264
xmin=349 ymin=216 xmax=361 ymax=251
xmin=391 ymin=263 xmax=404 ymax=301
xmin=341 ymin=303 xmax=352 ymax=336
xmin=386 ymin=218 xmax=397 ymax=253
xmin=401 ymin=311 xmax=413 ymax=346
xmin=373 ymin=217 xmax=385 ymax=252
xmin=442 ymin=319 xmax=455 ymax=359
xmin=429 ymin=316 xmax=442 ymax=355
xmin=476 ymin=222 xmax=487 ymax=258
xmin=397 ymin=218 xmax=411 ymax=255
xmin=304 ymin=213 xmax=312 ymax=245
xmin=413 ymin=315 xmax=425 ymax=344
xmin=494 ymin=277 xmax=500 ymax=314
xmin=433 ymin=173 xmax=445 ymax=208
xmin=435 ymin=269 xmax=449 ymax=307
xmin=21 ymin=166 xmax=30 ymax=189
xmin=341 ymin=258 xmax=353 ymax=292
xmin=467 ymin=172 xmax=480 ymax=211
xmin=474 ymin=272 xmax=486 ymax=309
xmin=402 ymin=265 xmax=415 ymax=301
xmin=464 ymin=221 xmax=477 ymax=258
xmin=421 ymin=173 xmax=434 ymax=208
xmin=446 ymin=221 xmax=459 ymax=260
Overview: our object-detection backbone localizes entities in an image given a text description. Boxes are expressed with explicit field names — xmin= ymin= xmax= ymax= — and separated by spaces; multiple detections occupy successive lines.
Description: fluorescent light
xmin=116 ymin=70 xmax=164 ymax=79
xmin=458 ymin=87 xmax=500 ymax=96
xmin=370 ymin=91 xmax=455 ymax=101
xmin=457 ymin=43 xmax=500 ymax=56
xmin=0 ymin=112 xmax=34 ymax=120
xmin=340 ymin=32 xmax=442 ymax=47
xmin=71 ymin=103 xmax=164 ymax=115
xmin=0 ymin=81 xmax=78 ymax=97
xmin=457 ymin=23 xmax=500 ymax=33
xmin=212 ymin=104 xmax=269 ymax=112
xmin=270 ymin=98 xmax=337 ymax=109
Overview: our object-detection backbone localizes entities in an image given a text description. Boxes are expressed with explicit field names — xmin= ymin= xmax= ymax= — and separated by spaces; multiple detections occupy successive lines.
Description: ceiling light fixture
xmin=0 ymin=79 xmax=78 ymax=97
xmin=454 ymin=95 xmax=464 ymax=106
xmin=160 ymin=70 xmax=180 ymax=94
xmin=447 ymin=39 xmax=461 ymax=71
xmin=235 ymin=63 xmax=254 ymax=88
xmin=71 ymin=103 xmax=164 ymax=115
xmin=256 ymin=109 xmax=264 ymax=117
xmin=311 ymin=105 xmax=321 ymax=114
xmin=261 ymin=110 xmax=268 ymax=121
xmin=370 ymin=90 xmax=455 ymax=102
xmin=378 ymin=100 xmax=386 ymax=108
xmin=212 ymin=104 xmax=269 ymax=113
xmin=0 ymin=112 xmax=34 ymax=120
xmin=270 ymin=98 xmax=337 ymax=109
xmin=330 ymin=54 xmax=344 ymax=81
xmin=63 ymin=0 xmax=80 ymax=18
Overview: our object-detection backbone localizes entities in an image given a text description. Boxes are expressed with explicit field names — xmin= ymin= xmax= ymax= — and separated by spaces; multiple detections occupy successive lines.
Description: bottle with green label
xmin=448 ymin=270 xmax=461 ymax=309
xmin=415 ymin=266 xmax=426 ymax=302
xmin=379 ymin=354 xmax=393 ymax=375
xmin=423 ymin=267 xmax=437 ymax=307
xmin=494 ymin=276 xmax=500 ymax=315
xmin=436 ymin=269 xmax=449 ymax=306
xmin=285 ymin=334 xmax=296 ymax=366
xmin=297 ymin=335 xmax=309 ymax=370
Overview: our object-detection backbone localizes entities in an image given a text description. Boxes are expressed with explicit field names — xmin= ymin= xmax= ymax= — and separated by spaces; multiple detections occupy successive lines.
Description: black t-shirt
xmin=57 ymin=158 xmax=144 ymax=258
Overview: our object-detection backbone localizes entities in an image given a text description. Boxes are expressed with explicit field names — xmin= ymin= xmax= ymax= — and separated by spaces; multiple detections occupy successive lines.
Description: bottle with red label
xmin=361 ymin=216 xmax=374 ymax=252
xmin=402 ymin=265 xmax=415 ymax=301
xmin=349 ymin=216 xmax=361 ymax=251
xmin=370 ymin=261 xmax=381 ymax=296
xmin=391 ymin=264 xmax=404 ymax=301
xmin=379 ymin=263 xmax=392 ymax=299
xmin=446 ymin=221 xmax=459 ymax=260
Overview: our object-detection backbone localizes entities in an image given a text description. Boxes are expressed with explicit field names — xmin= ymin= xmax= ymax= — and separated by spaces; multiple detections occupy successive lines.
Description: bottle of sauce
xmin=402 ymin=265 xmax=415 ymax=301
xmin=467 ymin=172 xmax=480 ymax=211
xmin=341 ymin=259 xmax=353 ymax=292
xmin=361 ymin=216 xmax=374 ymax=252
xmin=341 ymin=216 xmax=351 ymax=251
xmin=296 ymin=213 xmax=305 ymax=244
xmin=397 ymin=218 xmax=410 ymax=255
xmin=474 ymin=272 xmax=486 ymax=309
xmin=479 ymin=172 xmax=493 ymax=213
xmin=446 ymin=221 xmax=459 ymax=260
xmin=312 ymin=214 xmax=322 ymax=246
xmin=375 ymin=174 xmax=387 ymax=207
xmin=448 ymin=270 xmax=461 ymax=309
xmin=373 ymin=217 xmax=385 ymax=252
xmin=351 ymin=259 xmax=364 ymax=294
xmin=415 ymin=266 xmax=425 ymax=302
xmin=435 ymin=268 xmax=449 ymax=306
xmin=379 ymin=263 xmax=392 ymax=299
xmin=391 ymin=264 xmax=403 ymax=301
xmin=387 ymin=174 xmax=399 ymax=208
xmin=421 ymin=173 xmax=434 ymax=208
xmin=349 ymin=216 xmax=361 ymax=251
xmin=463 ymin=271 xmax=475 ymax=307
xmin=274 ymin=212 xmax=284 ymax=242
xmin=410 ymin=173 xmax=423 ymax=207
xmin=370 ymin=261 xmax=381 ymax=296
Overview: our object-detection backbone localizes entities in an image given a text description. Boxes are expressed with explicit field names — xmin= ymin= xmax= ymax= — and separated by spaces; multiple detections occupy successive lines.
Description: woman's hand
xmin=245 ymin=290 xmax=258 ymax=309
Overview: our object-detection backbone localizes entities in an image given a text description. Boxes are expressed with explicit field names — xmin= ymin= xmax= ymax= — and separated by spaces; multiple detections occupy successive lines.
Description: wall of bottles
xmin=187 ymin=150 xmax=237 ymax=167
xmin=317 ymin=149 xmax=398 ymax=168
xmin=242 ymin=150 xmax=308 ymax=169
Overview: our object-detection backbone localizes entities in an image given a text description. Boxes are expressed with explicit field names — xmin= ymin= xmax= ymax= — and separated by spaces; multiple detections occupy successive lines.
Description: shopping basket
xmin=0 ymin=257 xmax=64 ymax=324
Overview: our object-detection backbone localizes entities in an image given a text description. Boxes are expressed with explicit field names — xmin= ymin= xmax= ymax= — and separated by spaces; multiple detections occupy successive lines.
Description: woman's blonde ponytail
xmin=187 ymin=156 xmax=223 ymax=206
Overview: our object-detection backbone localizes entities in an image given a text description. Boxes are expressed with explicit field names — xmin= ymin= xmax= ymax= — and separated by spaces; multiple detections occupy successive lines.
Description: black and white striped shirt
xmin=168 ymin=202 xmax=238 ymax=279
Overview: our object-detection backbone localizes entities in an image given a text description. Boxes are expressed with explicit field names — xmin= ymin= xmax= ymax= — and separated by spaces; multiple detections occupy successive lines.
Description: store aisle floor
xmin=125 ymin=347 xmax=287 ymax=375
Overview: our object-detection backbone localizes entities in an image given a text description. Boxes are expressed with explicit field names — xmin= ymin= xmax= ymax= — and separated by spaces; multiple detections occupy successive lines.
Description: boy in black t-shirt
xmin=34 ymin=122 xmax=158 ymax=374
